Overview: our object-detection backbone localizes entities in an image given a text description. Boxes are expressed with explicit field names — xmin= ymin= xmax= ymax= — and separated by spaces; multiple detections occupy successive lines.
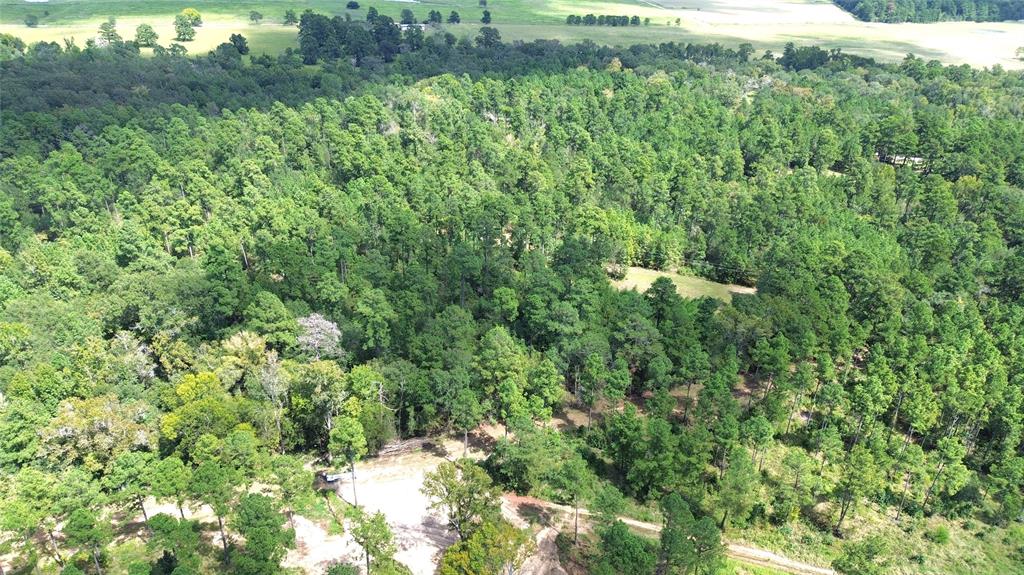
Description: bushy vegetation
xmin=0 ymin=10 xmax=1022 ymax=575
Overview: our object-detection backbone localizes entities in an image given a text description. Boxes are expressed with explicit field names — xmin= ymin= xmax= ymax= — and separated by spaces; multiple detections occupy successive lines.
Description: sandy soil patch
xmin=284 ymin=439 xmax=464 ymax=574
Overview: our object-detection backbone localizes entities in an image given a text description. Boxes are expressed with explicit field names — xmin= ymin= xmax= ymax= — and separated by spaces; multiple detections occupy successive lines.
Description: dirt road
xmin=504 ymin=494 xmax=836 ymax=575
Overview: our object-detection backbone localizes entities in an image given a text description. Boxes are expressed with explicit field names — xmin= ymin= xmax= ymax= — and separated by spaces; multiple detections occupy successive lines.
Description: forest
xmin=833 ymin=0 xmax=1024 ymax=22
xmin=1 ymin=7 xmax=1023 ymax=575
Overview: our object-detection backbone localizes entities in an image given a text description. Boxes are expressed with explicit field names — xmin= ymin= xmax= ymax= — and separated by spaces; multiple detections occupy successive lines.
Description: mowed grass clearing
xmin=1 ymin=0 xmax=1022 ymax=68
xmin=611 ymin=266 xmax=756 ymax=303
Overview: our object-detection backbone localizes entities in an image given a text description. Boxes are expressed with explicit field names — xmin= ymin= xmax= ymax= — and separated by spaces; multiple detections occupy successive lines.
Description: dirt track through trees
xmin=279 ymin=432 xmax=835 ymax=575
xmin=504 ymin=494 xmax=836 ymax=575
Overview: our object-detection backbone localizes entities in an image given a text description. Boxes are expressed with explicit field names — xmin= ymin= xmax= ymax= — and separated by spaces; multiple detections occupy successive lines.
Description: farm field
xmin=611 ymin=266 xmax=757 ymax=303
xmin=2 ymin=0 xmax=1023 ymax=68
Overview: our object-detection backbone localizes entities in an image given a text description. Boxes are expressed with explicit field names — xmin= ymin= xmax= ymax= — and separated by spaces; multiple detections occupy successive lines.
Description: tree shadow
xmin=423 ymin=440 xmax=449 ymax=459
xmin=516 ymin=502 xmax=556 ymax=527
xmin=467 ymin=429 xmax=498 ymax=453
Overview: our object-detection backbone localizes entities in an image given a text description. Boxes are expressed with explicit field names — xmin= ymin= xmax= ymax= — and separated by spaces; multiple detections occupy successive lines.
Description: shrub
xmin=181 ymin=8 xmax=202 ymax=26
xmin=326 ymin=563 xmax=358 ymax=575
xmin=925 ymin=525 xmax=950 ymax=545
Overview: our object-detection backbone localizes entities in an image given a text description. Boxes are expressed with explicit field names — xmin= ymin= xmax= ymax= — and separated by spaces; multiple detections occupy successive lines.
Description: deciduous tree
xmin=421 ymin=459 xmax=501 ymax=540
xmin=134 ymin=24 xmax=158 ymax=47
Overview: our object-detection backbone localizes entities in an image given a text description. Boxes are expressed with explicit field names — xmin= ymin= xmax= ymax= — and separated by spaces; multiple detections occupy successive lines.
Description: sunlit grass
xmin=611 ymin=266 xmax=755 ymax=303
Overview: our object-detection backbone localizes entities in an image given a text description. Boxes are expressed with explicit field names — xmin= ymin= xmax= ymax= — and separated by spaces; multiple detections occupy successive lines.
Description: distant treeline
xmin=834 ymin=0 xmax=1024 ymax=22
xmin=0 ymin=23 xmax=822 ymax=124
xmin=565 ymin=14 xmax=644 ymax=26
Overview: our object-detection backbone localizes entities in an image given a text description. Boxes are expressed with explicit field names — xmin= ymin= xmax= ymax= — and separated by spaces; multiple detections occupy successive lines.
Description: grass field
xmin=1 ymin=0 xmax=1022 ymax=68
xmin=611 ymin=266 xmax=756 ymax=303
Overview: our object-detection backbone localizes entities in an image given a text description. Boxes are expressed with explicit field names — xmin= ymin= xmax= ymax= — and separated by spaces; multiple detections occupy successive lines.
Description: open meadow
xmin=611 ymin=266 xmax=757 ymax=303
xmin=1 ymin=0 xmax=1022 ymax=67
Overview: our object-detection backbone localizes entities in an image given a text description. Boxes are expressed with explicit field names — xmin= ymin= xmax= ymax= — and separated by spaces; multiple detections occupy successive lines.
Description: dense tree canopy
xmin=834 ymin=0 xmax=1024 ymax=22
xmin=0 ymin=12 xmax=1022 ymax=575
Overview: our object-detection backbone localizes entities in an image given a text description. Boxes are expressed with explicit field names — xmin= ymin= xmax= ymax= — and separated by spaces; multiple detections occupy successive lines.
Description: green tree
xmin=551 ymin=453 xmax=590 ymax=544
xmin=591 ymin=484 xmax=626 ymax=528
xmin=64 ymin=509 xmax=113 ymax=575
xmin=105 ymin=451 xmax=156 ymax=524
xmin=777 ymin=450 xmax=817 ymax=523
xmin=249 ymin=11 xmax=263 ymax=24
xmin=0 ymin=398 xmax=50 ymax=469
xmin=421 ymin=459 xmax=502 ymax=540
xmin=160 ymin=372 xmax=239 ymax=458
xmin=148 ymin=514 xmax=201 ymax=573
xmin=2 ymin=469 xmax=57 ymax=567
xmin=438 ymin=519 xmax=532 ymax=575
xmin=271 ymin=454 xmax=312 ymax=528
xmin=150 ymin=456 xmax=192 ymax=519
xmin=481 ymin=10 xmax=492 ymax=24
xmin=690 ymin=515 xmax=726 ymax=575
xmin=326 ymin=564 xmax=358 ymax=575
xmin=814 ymin=425 xmax=844 ymax=474
xmin=41 ymin=394 xmax=153 ymax=475
xmin=473 ymin=26 xmax=501 ymax=48
xmin=229 ymin=33 xmax=250 ymax=56
xmin=189 ymin=461 xmax=235 ymax=559
xmin=283 ymin=10 xmax=298 ymax=25
xmin=231 ymin=494 xmax=295 ymax=575
xmin=717 ymin=446 xmax=757 ymax=529
xmin=833 ymin=445 xmax=882 ymax=534
xmin=329 ymin=415 xmax=367 ymax=505
xmin=134 ymin=24 xmax=159 ymax=47
xmin=475 ymin=326 xmax=528 ymax=432
xmin=990 ymin=456 xmax=1024 ymax=524
xmin=174 ymin=15 xmax=195 ymax=42
xmin=657 ymin=492 xmax=725 ymax=574
xmin=447 ymin=11 xmax=461 ymax=23
xmin=356 ymin=288 xmax=396 ymax=353
xmin=347 ymin=506 xmax=397 ymax=574
xmin=593 ymin=521 xmax=656 ymax=575
xmin=741 ymin=414 xmax=775 ymax=472
xmin=180 ymin=8 xmax=202 ymax=26
xmin=222 ymin=427 xmax=268 ymax=486
xmin=922 ymin=436 xmax=967 ymax=510
xmin=98 ymin=17 xmax=121 ymax=44
xmin=579 ymin=353 xmax=609 ymax=425
xmin=833 ymin=536 xmax=888 ymax=575
xmin=451 ymin=385 xmax=483 ymax=456
xmin=658 ymin=493 xmax=696 ymax=574
xmin=894 ymin=443 xmax=926 ymax=521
